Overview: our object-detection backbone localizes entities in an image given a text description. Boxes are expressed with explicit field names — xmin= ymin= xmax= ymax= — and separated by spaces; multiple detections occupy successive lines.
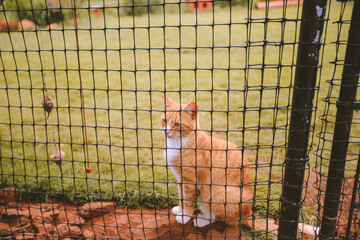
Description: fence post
xmin=278 ymin=0 xmax=328 ymax=239
xmin=319 ymin=0 xmax=360 ymax=239
xmin=345 ymin=151 xmax=360 ymax=239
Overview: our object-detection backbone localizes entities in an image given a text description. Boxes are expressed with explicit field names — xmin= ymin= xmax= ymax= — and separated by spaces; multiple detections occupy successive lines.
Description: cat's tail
xmin=298 ymin=222 xmax=319 ymax=236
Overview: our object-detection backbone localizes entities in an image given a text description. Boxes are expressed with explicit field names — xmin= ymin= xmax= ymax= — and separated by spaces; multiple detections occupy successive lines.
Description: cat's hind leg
xmin=172 ymin=184 xmax=183 ymax=214
xmin=172 ymin=206 xmax=180 ymax=214
xmin=176 ymin=212 xmax=192 ymax=224
xmin=194 ymin=200 xmax=216 ymax=228
xmin=175 ymin=183 xmax=196 ymax=224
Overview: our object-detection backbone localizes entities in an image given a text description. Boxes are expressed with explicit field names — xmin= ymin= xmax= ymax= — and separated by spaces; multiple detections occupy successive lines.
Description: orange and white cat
xmin=161 ymin=96 xmax=317 ymax=236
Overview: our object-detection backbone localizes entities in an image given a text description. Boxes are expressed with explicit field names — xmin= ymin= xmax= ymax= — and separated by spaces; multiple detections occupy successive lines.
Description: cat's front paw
xmin=172 ymin=206 xmax=181 ymax=214
xmin=175 ymin=214 xmax=191 ymax=224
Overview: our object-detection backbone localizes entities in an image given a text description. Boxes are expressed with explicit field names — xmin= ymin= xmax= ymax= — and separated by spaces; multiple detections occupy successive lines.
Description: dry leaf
xmin=51 ymin=150 xmax=65 ymax=167
xmin=41 ymin=95 xmax=55 ymax=114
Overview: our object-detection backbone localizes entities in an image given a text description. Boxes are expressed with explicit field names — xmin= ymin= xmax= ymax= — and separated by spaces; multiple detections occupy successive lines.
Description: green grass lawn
xmin=0 ymin=1 xmax=358 ymax=225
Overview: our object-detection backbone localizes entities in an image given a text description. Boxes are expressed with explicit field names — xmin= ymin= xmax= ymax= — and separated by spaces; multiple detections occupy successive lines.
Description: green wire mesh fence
xmin=0 ymin=0 xmax=359 ymax=239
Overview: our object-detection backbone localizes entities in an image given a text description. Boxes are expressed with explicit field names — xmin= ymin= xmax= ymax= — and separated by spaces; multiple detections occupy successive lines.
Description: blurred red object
xmin=256 ymin=0 xmax=303 ymax=9
xmin=18 ymin=20 xmax=36 ymax=30
xmin=51 ymin=150 xmax=65 ymax=167
xmin=2 ymin=20 xmax=20 ymax=31
xmin=46 ymin=23 xmax=56 ymax=29
xmin=0 ymin=19 xmax=7 ymax=31
xmin=92 ymin=9 xmax=101 ymax=17
xmin=91 ymin=5 xmax=105 ymax=17
xmin=188 ymin=0 xmax=212 ymax=11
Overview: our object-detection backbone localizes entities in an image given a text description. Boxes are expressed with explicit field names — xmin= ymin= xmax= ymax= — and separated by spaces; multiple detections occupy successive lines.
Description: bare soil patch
xmin=303 ymin=171 xmax=359 ymax=238
xmin=0 ymin=195 xmax=247 ymax=240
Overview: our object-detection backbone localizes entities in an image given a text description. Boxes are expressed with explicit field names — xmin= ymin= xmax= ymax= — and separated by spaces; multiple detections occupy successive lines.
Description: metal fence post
xmin=319 ymin=0 xmax=360 ymax=239
xmin=345 ymin=151 xmax=360 ymax=239
xmin=278 ymin=0 xmax=328 ymax=239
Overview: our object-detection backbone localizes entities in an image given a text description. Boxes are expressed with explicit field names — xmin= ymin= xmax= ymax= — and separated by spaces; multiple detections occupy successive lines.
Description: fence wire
xmin=0 ymin=0 xmax=358 ymax=239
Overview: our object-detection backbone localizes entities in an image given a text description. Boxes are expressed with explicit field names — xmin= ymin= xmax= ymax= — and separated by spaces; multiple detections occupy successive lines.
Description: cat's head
xmin=161 ymin=96 xmax=200 ymax=138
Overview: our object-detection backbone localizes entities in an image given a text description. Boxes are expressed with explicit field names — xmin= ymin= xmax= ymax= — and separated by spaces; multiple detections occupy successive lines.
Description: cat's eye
xmin=174 ymin=122 xmax=181 ymax=127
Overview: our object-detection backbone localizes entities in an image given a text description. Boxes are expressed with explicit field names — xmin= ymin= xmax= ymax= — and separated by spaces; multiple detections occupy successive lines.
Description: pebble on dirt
xmin=0 ymin=187 xmax=16 ymax=204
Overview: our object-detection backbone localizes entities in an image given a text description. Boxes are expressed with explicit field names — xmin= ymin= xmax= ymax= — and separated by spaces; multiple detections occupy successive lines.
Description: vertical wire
xmin=44 ymin=0 xmax=69 ymax=235
xmin=332 ymin=27 xmax=347 ymax=240
xmin=267 ymin=0 xmax=288 ymax=233
xmin=97 ymin=1 xmax=123 ymax=236
xmin=278 ymin=2 xmax=302 ymax=237
xmin=209 ymin=0 xmax=215 ymax=237
xmin=70 ymin=0 xmax=91 ymax=172
xmin=130 ymin=2 xmax=147 ymax=237
xmin=194 ymin=1 xmax=199 ymax=238
xmin=178 ymin=0 xmax=186 ymax=237
xmin=117 ymin=3 xmax=133 ymax=235
xmin=94 ymin=0 xmax=112 ymax=237
xmin=178 ymin=1 xmax=187 ymax=237
xmin=70 ymin=1 xmax=95 ymax=238
xmin=176 ymin=0 xmax=182 ymax=238
xmin=260 ymin=1 xmax=269 ymax=237
xmin=116 ymin=2 xmax=134 ymax=238
xmin=244 ymin=0 xmax=253 ymax=234
xmin=162 ymin=0 xmax=173 ymax=237
xmin=230 ymin=0 xmax=245 ymax=236
xmin=210 ymin=0 xmax=215 ymax=237
xmin=225 ymin=0 xmax=231 ymax=236
xmin=42 ymin=0 xmax=77 ymax=236
xmin=146 ymin=0 xmax=160 ymax=238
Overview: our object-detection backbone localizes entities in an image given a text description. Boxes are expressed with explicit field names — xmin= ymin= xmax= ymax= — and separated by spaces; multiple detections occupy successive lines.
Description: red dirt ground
xmin=303 ymin=170 xmax=359 ymax=239
xmin=0 ymin=171 xmax=358 ymax=239
xmin=0 ymin=197 xmax=243 ymax=240
xmin=0 ymin=195 xmax=253 ymax=240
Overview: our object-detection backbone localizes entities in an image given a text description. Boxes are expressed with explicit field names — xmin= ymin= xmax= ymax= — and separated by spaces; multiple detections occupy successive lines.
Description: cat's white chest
xmin=164 ymin=136 xmax=189 ymax=183
xmin=164 ymin=137 xmax=181 ymax=164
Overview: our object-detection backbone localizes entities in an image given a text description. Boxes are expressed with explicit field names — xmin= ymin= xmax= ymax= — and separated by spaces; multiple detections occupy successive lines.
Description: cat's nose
xmin=165 ymin=130 xmax=172 ymax=138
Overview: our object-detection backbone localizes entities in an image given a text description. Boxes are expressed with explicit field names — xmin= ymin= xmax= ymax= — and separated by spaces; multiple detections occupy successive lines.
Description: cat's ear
xmin=162 ymin=95 xmax=173 ymax=108
xmin=184 ymin=102 xmax=198 ymax=119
